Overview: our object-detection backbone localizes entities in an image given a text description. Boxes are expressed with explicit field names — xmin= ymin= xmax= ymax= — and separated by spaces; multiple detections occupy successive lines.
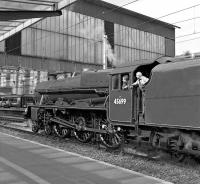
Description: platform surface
xmin=0 ymin=132 xmax=172 ymax=184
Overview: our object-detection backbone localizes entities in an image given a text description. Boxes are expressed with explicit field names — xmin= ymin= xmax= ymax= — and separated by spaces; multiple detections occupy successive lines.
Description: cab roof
xmin=110 ymin=57 xmax=173 ymax=75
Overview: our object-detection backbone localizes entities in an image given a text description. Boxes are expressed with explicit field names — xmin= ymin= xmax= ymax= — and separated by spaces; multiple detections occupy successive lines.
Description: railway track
xmin=0 ymin=117 xmax=181 ymax=162
xmin=0 ymin=114 xmax=200 ymax=165
xmin=0 ymin=115 xmax=25 ymax=122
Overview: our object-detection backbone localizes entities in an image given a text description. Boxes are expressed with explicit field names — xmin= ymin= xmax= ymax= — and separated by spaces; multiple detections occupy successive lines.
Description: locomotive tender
xmin=27 ymin=57 xmax=200 ymax=160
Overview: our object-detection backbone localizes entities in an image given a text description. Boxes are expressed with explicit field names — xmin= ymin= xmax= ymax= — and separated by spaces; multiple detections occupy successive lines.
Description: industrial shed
xmin=0 ymin=0 xmax=176 ymax=72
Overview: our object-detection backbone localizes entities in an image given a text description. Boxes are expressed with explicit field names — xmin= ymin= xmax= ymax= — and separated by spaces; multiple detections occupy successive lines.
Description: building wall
xmin=114 ymin=24 xmax=165 ymax=65
xmin=21 ymin=10 xmax=104 ymax=67
xmin=0 ymin=52 xmax=102 ymax=72
xmin=20 ymin=7 xmax=172 ymax=67
xmin=0 ymin=40 xmax=5 ymax=53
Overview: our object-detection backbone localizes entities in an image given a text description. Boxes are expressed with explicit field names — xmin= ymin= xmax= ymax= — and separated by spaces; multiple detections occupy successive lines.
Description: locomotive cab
xmin=109 ymin=65 xmax=139 ymax=124
xmin=108 ymin=60 xmax=163 ymax=126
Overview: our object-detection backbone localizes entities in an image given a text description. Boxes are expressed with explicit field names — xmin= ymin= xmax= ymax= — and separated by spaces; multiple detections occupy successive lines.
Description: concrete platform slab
xmin=0 ymin=132 xmax=173 ymax=184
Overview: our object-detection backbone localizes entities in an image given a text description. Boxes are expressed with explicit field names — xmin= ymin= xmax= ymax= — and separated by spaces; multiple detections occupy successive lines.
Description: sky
xmin=104 ymin=0 xmax=200 ymax=55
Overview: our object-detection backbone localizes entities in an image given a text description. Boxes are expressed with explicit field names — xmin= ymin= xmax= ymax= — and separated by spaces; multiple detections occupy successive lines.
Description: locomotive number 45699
xmin=114 ymin=97 xmax=126 ymax=105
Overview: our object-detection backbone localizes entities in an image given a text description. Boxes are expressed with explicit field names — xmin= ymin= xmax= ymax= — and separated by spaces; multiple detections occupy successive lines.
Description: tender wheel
xmin=148 ymin=131 xmax=163 ymax=158
xmin=74 ymin=116 xmax=93 ymax=143
xmin=150 ymin=131 xmax=160 ymax=147
xmin=167 ymin=135 xmax=186 ymax=162
xmin=173 ymin=151 xmax=186 ymax=162
xmin=53 ymin=124 xmax=71 ymax=138
xmin=99 ymin=122 xmax=122 ymax=149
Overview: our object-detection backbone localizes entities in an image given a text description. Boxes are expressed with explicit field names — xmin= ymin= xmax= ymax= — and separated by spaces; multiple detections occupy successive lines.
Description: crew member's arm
xmin=130 ymin=80 xmax=138 ymax=88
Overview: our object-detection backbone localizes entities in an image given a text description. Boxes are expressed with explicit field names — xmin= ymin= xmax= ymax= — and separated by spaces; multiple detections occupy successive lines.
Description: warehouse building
xmin=0 ymin=0 xmax=176 ymax=94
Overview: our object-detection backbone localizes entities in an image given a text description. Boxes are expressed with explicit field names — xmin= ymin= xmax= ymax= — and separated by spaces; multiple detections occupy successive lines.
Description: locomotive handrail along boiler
xmin=26 ymin=56 xmax=200 ymax=160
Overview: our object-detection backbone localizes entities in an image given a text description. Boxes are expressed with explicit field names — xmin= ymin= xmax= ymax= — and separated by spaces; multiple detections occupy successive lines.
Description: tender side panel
xmin=145 ymin=61 xmax=200 ymax=128
xmin=145 ymin=96 xmax=200 ymax=127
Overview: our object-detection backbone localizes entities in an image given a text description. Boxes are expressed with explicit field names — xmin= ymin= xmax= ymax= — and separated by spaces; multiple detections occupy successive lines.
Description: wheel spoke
xmin=100 ymin=133 xmax=122 ymax=149
xmin=74 ymin=131 xmax=93 ymax=143
xmin=54 ymin=124 xmax=71 ymax=138
xmin=74 ymin=116 xmax=93 ymax=143
xmin=100 ymin=132 xmax=122 ymax=149
xmin=99 ymin=121 xmax=122 ymax=149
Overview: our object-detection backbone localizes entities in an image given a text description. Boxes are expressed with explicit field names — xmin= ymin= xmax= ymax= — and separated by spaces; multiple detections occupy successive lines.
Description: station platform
xmin=0 ymin=131 xmax=173 ymax=184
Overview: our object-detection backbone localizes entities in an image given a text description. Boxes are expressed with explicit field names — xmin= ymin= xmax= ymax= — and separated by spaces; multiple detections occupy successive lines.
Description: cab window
xmin=121 ymin=73 xmax=130 ymax=90
xmin=111 ymin=74 xmax=119 ymax=90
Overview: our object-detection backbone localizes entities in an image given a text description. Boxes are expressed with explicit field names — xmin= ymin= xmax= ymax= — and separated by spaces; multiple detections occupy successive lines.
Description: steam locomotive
xmin=26 ymin=56 xmax=200 ymax=160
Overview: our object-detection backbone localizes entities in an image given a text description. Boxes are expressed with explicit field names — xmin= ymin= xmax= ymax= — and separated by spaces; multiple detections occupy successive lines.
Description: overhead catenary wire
xmin=176 ymin=36 xmax=200 ymax=43
xmin=57 ymin=1 xmax=200 ymax=37
xmin=155 ymin=3 xmax=200 ymax=20
xmin=4 ymin=1 xmax=200 ymax=57
xmin=104 ymin=3 xmax=200 ymax=39
xmin=176 ymin=31 xmax=200 ymax=38
xmin=58 ymin=0 xmax=141 ymax=34
xmin=96 ymin=3 xmax=200 ymax=48
xmin=172 ymin=17 xmax=200 ymax=24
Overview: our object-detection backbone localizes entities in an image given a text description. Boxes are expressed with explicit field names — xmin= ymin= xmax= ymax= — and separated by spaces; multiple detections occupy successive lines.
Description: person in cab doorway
xmin=131 ymin=72 xmax=149 ymax=118
xmin=131 ymin=72 xmax=149 ymax=90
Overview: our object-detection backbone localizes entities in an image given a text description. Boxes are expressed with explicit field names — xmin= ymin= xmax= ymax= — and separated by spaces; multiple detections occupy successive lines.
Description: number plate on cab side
xmin=114 ymin=97 xmax=127 ymax=105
